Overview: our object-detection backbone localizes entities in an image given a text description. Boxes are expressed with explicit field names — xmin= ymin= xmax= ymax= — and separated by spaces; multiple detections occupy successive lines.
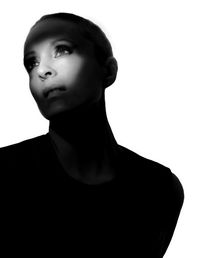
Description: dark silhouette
xmin=1 ymin=13 xmax=184 ymax=257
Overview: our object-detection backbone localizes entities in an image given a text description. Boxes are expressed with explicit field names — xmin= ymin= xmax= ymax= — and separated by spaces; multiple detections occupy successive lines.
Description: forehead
xmin=24 ymin=18 xmax=93 ymax=55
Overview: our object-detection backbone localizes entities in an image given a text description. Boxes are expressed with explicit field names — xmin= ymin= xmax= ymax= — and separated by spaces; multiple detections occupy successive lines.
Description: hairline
xmin=32 ymin=14 xmax=113 ymax=65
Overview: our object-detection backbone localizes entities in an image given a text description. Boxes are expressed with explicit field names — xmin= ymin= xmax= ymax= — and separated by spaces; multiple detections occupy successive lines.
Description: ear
xmin=103 ymin=57 xmax=118 ymax=88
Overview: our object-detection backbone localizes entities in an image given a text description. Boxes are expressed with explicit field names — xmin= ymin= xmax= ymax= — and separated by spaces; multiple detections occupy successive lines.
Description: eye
xmin=55 ymin=45 xmax=73 ymax=57
xmin=23 ymin=45 xmax=74 ymax=73
xmin=24 ymin=57 xmax=39 ymax=73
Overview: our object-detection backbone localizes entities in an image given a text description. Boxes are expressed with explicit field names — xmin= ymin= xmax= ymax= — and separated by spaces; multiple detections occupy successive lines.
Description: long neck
xmin=48 ymin=96 xmax=118 ymax=161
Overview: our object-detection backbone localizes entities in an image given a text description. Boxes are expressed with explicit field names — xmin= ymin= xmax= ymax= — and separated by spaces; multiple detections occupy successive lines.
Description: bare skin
xmin=23 ymin=18 xmax=118 ymax=185
xmin=48 ymin=99 xmax=119 ymax=185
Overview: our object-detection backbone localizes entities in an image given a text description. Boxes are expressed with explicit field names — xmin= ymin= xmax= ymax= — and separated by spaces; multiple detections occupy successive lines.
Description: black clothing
xmin=1 ymin=133 xmax=184 ymax=257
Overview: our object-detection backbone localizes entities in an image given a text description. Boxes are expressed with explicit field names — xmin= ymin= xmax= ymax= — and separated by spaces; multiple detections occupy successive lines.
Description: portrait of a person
xmin=1 ymin=12 xmax=184 ymax=257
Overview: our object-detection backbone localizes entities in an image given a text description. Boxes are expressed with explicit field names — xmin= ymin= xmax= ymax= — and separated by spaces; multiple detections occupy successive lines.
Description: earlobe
xmin=103 ymin=57 xmax=118 ymax=88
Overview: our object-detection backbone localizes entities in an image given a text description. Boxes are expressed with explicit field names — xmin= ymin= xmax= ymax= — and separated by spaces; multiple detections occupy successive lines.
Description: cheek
xmin=29 ymin=82 xmax=37 ymax=98
xmin=60 ymin=57 xmax=102 ymax=88
xmin=60 ymin=59 xmax=85 ymax=86
xmin=29 ymin=80 xmax=43 ymax=102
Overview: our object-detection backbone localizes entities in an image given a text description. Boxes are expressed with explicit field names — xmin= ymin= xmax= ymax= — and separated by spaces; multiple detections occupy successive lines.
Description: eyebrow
xmin=24 ymin=38 xmax=76 ymax=59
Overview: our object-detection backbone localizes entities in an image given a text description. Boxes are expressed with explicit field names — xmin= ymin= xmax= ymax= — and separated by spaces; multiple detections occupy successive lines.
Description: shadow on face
xmin=24 ymin=18 xmax=106 ymax=120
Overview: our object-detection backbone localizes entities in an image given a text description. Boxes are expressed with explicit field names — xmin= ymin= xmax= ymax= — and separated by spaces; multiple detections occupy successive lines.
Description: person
xmin=0 ymin=12 xmax=184 ymax=257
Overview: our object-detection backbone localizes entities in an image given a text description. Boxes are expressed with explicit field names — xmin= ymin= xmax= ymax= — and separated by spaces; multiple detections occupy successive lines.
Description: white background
xmin=0 ymin=0 xmax=199 ymax=257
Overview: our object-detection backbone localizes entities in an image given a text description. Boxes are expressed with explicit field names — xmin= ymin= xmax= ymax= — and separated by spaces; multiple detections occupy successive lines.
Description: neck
xmin=48 ymin=97 xmax=118 ymax=170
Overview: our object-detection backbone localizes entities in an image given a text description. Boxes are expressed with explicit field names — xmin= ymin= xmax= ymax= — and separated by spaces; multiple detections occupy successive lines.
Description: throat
xmin=69 ymin=170 xmax=116 ymax=185
xmin=55 ymin=148 xmax=117 ymax=185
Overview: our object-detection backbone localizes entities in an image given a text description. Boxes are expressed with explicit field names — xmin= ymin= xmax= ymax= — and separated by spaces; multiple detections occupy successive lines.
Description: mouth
xmin=43 ymin=86 xmax=67 ymax=98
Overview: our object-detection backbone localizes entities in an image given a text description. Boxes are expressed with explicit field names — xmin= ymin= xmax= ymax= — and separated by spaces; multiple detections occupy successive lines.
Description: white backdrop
xmin=0 ymin=1 xmax=199 ymax=257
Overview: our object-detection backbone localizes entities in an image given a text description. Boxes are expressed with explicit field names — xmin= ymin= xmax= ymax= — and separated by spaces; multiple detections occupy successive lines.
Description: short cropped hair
xmin=29 ymin=12 xmax=113 ymax=66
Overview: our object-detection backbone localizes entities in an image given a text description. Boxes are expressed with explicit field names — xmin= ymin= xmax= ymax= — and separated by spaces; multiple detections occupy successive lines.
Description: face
xmin=23 ymin=18 xmax=104 ymax=120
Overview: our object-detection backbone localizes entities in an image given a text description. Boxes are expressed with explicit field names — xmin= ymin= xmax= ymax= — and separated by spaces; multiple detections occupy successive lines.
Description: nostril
xmin=39 ymin=71 xmax=52 ymax=81
xmin=45 ymin=72 xmax=52 ymax=76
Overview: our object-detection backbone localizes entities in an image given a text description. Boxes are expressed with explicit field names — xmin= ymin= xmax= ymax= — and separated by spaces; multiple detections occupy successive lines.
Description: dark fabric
xmin=0 ymin=133 xmax=184 ymax=257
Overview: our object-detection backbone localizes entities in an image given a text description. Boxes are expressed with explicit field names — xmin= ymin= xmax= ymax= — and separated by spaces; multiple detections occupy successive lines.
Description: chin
xmin=38 ymin=99 xmax=99 ymax=120
xmin=39 ymin=103 xmax=81 ymax=120
xmin=39 ymin=105 xmax=69 ymax=120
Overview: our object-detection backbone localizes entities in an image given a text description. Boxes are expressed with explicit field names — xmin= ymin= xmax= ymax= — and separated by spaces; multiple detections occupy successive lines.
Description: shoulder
xmin=0 ymin=134 xmax=48 ymax=149
xmin=0 ymin=134 xmax=48 ymax=150
xmin=117 ymin=144 xmax=171 ymax=176
xmin=0 ymin=134 xmax=49 ymax=164
xmin=116 ymin=144 xmax=184 ymax=204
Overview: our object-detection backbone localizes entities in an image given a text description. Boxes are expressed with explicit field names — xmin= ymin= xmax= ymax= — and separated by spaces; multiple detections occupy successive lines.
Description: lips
xmin=43 ymin=86 xmax=66 ymax=98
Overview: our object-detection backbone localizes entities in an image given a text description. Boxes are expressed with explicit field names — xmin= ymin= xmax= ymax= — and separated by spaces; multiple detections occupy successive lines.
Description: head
xmin=23 ymin=12 xmax=118 ymax=120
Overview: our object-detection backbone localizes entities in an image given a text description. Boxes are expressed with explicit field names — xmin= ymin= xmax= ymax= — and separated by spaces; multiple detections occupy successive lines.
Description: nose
xmin=37 ymin=61 xmax=56 ymax=80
